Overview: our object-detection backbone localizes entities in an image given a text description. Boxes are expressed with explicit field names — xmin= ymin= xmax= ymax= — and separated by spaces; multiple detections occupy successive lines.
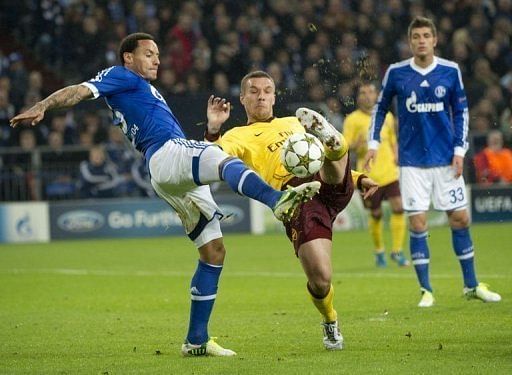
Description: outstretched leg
xmin=196 ymin=145 xmax=321 ymax=221
xmin=296 ymin=107 xmax=349 ymax=185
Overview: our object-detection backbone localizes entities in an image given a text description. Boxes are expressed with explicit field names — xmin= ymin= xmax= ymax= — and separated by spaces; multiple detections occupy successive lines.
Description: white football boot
xmin=418 ymin=288 xmax=435 ymax=307
xmin=322 ymin=321 xmax=344 ymax=350
xmin=181 ymin=337 xmax=236 ymax=357
xmin=463 ymin=283 xmax=501 ymax=302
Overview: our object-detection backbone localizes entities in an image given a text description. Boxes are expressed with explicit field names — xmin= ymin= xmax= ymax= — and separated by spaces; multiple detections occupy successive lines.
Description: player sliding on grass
xmin=364 ymin=17 xmax=501 ymax=307
xmin=9 ymin=33 xmax=321 ymax=357
xmin=205 ymin=70 xmax=378 ymax=350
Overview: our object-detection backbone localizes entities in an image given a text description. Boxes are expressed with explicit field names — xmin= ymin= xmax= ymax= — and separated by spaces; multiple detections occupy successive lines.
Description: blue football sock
xmin=220 ymin=158 xmax=281 ymax=209
xmin=409 ymin=231 xmax=432 ymax=292
xmin=186 ymin=260 xmax=223 ymax=345
xmin=451 ymin=227 xmax=478 ymax=288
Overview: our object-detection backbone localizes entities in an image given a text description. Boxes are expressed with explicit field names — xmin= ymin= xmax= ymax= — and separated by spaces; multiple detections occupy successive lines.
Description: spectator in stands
xmin=5 ymin=129 xmax=38 ymax=200
xmin=79 ymin=112 xmax=108 ymax=144
xmin=6 ymin=53 xmax=27 ymax=109
xmin=0 ymin=89 xmax=15 ymax=147
xmin=211 ymin=72 xmax=230 ymax=96
xmin=0 ymin=0 xmax=510 ymax=191
xmin=41 ymin=131 xmax=75 ymax=199
xmin=49 ymin=114 xmax=77 ymax=145
xmin=106 ymin=126 xmax=136 ymax=195
xmin=168 ymin=13 xmax=198 ymax=76
xmin=474 ymin=130 xmax=512 ymax=185
xmin=78 ymin=145 xmax=123 ymax=199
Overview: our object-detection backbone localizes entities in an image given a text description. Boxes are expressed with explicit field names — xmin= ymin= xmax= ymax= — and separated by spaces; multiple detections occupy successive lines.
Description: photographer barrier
xmin=2 ymin=184 xmax=509 ymax=244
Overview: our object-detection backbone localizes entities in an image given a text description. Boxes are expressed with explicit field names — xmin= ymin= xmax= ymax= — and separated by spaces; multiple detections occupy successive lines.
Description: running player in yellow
xmin=205 ymin=70 xmax=378 ymax=350
xmin=343 ymin=82 xmax=409 ymax=267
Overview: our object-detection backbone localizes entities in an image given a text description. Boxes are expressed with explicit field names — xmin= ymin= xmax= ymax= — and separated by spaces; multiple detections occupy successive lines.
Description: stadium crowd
xmin=0 ymin=0 xmax=511 ymax=200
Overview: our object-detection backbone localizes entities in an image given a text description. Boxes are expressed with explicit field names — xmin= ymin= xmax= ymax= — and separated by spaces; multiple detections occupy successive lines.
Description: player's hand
xmin=363 ymin=149 xmax=377 ymax=172
xmin=10 ymin=103 xmax=46 ymax=127
xmin=452 ymin=155 xmax=464 ymax=179
xmin=360 ymin=177 xmax=379 ymax=199
xmin=206 ymin=95 xmax=231 ymax=134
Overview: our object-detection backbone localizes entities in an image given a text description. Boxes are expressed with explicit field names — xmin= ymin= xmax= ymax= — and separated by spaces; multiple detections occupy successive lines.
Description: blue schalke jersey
xmin=81 ymin=66 xmax=186 ymax=162
xmin=369 ymin=57 xmax=469 ymax=167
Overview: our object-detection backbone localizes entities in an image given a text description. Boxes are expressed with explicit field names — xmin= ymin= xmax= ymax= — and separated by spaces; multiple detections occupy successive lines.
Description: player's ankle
xmin=325 ymin=136 xmax=348 ymax=161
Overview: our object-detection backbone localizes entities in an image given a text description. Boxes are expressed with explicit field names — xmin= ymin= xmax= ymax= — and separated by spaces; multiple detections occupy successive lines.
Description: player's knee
xmin=409 ymin=214 xmax=427 ymax=232
xmin=449 ymin=211 xmax=469 ymax=229
xmin=196 ymin=146 xmax=231 ymax=184
xmin=199 ymin=238 xmax=226 ymax=265
xmin=308 ymin=277 xmax=331 ymax=296
xmin=371 ymin=209 xmax=382 ymax=220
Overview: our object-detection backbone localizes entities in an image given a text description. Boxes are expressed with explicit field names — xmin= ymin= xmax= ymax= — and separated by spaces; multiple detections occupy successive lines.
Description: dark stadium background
xmin=0 ymin=0 xmax=511 ymax=201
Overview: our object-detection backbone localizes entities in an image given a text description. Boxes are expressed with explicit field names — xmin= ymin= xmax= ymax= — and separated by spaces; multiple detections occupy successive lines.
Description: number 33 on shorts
xmin=449 ymin=187 xmax=464 ymax=204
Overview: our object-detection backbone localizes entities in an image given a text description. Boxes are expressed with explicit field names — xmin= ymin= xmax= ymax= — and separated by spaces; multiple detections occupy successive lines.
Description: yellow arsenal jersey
xmin=218 ymin=117 xmax=303 ymax=190
xmin=343 ymin=110 xmax=398 ymax=186
xmin=215 ymin=116 xmax=364 ymax=190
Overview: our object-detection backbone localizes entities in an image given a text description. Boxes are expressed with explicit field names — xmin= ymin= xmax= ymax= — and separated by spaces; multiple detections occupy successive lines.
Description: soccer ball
xmin=281 ymin=133 xmax=325 ymax=178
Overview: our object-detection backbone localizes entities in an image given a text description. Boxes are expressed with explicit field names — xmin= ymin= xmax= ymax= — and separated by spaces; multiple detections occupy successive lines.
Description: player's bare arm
xmin=206 ymin=95 xmax=231 ymax=135
xmin=10 ymin=84 xmax=93 ymax=127
xmin=363 ymin=149 xmax=377 ymax=172
xmin=452 ymin=155 xmax=464 ymax=179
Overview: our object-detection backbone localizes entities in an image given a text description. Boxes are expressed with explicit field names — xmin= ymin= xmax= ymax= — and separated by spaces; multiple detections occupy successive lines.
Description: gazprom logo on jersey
xmin=57 ymin=210 xmax=105 ymax=233
xmin=406 ymin=91 xmax=444 ymax=113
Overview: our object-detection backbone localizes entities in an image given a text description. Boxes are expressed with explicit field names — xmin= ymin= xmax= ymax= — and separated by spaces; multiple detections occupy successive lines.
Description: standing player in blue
xmin=9 ymin=33 xmax=321 ymax=355
xmin=364 ymin=17 xmax=501 ymax=307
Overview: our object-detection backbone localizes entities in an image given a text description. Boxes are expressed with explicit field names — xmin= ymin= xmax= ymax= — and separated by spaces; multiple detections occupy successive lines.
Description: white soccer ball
xmin=281 ymin=133 xmax=325 ymax=178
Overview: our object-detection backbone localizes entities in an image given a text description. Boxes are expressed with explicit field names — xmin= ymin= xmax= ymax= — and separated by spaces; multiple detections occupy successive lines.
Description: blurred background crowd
xmin=1 ymin=0 xmax=511 ymax=201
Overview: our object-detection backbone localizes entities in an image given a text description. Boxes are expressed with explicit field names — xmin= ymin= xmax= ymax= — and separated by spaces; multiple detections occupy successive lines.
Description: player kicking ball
xmin=205 ymin=71 xmax=378 ymax=350
xmin=10 ymin=33 xmax=321 ymax=357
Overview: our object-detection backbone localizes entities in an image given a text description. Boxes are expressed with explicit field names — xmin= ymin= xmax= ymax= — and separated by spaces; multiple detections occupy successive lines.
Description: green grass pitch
xmin=1 ymin=223 xmax=511 ymax=374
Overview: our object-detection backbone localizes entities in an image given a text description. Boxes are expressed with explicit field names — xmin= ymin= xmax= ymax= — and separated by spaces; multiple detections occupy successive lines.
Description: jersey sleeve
xmin=369 ymin=67 xmax=396 ymax=150
xmin=385 ymin=113 xmax=397 ymax=148
xmin=81 ymin=66 xmax=137 ymax=99
xmin=342 ymin=115 xmax=357 ymax=146
xmin=450 ymin=65 xmax=469 ymax=157
xmin=217 ymin=129 xmax=247 ymax=160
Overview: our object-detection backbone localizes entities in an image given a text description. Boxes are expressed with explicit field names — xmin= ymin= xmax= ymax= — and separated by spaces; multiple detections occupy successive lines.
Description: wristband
xmin=357 ymin=174 xmax=367 ymax=190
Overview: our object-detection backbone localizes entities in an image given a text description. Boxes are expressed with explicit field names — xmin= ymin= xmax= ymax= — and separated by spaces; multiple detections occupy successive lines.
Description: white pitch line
xmin=1 ymin=268 xmax=510 ymax=279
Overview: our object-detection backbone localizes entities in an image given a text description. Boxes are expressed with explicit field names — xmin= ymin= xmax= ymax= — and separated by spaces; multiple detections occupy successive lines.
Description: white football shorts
xmin=399 ymin=166 xmax=468 ymax=212
xmin=149 ymin=138 xmax=231 ymax=248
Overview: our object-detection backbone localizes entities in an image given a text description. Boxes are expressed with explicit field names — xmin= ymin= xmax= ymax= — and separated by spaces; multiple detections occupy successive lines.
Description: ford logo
xmin=57 ymin=210 xmax=105 ymax=233
xmin=218 ymin=205 xmax=244 ymax=226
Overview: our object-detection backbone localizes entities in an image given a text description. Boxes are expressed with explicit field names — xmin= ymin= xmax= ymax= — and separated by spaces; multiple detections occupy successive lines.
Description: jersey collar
xmin=409 ymin=56 xmax=438 ymax=76
xmin=248 ymin=116 xmax=274 ymax=125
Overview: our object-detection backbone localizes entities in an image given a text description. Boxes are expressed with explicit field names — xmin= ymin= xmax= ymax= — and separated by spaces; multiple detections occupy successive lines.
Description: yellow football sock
xmin=390 ymin=212 xmax=406 ymax=252
xmin=324 ymin=133 xmax=348 ymax=161
xmin=368 ymin=216 xmax=384 ymax=251
xmin=308 ymin=284 xmax=337 ymax=323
